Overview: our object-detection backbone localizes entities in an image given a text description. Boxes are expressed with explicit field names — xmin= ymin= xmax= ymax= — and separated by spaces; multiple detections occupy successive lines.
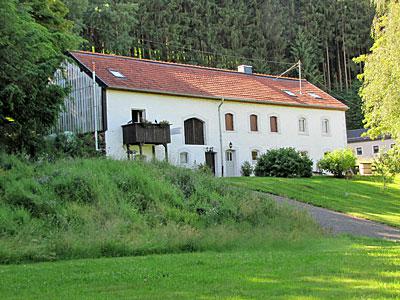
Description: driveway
xmin=267 ymin=193 xmax=400 ymax=242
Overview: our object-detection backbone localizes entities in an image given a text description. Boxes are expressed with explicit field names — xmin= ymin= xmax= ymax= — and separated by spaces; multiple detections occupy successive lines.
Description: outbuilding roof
xmin=347 ymin=128 xmax=392 ymax=143
xmin=69 ymin=51 xmax=348 ymax=111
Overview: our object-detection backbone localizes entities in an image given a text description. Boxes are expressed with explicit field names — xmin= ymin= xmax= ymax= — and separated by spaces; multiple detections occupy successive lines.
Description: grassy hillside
xmin=226 ymin=176 xmax=400 ymax=227
xmin=1 ymin=237 xmax=399 ymax=299
xmin=0 ymin=154 xmax=319 ymax=264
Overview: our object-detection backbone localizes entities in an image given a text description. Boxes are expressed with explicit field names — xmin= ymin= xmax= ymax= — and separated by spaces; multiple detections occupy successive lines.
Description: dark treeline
xmin=64 ymin=0 xmax=374 ymax=129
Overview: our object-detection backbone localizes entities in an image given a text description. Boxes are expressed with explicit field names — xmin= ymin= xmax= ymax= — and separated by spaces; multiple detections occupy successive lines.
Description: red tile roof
xmin=69 ymin=51 xmax=348 ymax=111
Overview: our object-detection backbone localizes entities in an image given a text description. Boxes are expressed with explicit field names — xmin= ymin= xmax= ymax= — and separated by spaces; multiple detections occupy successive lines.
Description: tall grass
xmin=0 ymin=154 xmax=320 ymax=263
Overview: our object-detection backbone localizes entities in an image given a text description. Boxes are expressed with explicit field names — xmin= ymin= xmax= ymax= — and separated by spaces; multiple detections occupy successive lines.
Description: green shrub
xmin=240 ymin=161 xmax=253 ymax=176
xmin=254 ymin=148 xmax=313 ymax=178
xmin=36 ymin=132 xmax=102 ymax=161
xmin=373 ymin=147 xmax=400 ymax=188
xmin=317 ymin=149 xmax=356 ymax=178
xmin=197 ymin=163 xmax=212 ymax=175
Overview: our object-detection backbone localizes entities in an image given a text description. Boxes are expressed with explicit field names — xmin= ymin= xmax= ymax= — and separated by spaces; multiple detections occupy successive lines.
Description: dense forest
xmin=0 ymin=0 xmax=375 ymax=153
xmin=63 ymin=0 xmax=374 ymax=129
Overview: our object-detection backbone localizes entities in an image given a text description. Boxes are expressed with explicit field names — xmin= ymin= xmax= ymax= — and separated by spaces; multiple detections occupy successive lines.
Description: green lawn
xmin=1 ymin=237 xmax=399 ymax=299
xmin=226 ymin=176 xmax=400 ymax=227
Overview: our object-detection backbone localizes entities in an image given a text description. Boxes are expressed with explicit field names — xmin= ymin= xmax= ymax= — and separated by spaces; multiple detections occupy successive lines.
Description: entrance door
xmin=205 ymin=151 xmax=216 ymax=175
xmin=225 ymin=150 xmax=235 ymax=177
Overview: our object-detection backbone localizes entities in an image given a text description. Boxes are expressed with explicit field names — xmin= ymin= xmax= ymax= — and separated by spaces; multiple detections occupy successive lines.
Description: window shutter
xmin=270 ymin=116 xmax=278 ymax=132
xmin=184 ymin=118 xmax=204 ymax=145
xmin=194 ymin=118 xmax=204 ymax=145
xmin=225 ymin=113 xmax=234 ymax=131
xmin=250 ymin=115 xmax=258 ymax=131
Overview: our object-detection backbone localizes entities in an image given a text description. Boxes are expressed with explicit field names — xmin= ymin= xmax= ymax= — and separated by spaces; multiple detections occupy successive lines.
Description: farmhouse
xmin=347 ymin=128 xmax=396 ymax=175
xmin=55 ymin=51 xmax=348 ymax=176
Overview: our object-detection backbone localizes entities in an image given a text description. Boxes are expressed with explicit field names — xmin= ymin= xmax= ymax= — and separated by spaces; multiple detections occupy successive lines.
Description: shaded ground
xmin=267 ymin=193 xmax=400 ymax=242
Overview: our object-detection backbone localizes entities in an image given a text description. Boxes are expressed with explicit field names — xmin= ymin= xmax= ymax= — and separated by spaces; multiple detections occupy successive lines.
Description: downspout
xmin=218 ymin=98 xmax=225 ymax=177
xmin=92 ymin=62 xmax=99 ymax=151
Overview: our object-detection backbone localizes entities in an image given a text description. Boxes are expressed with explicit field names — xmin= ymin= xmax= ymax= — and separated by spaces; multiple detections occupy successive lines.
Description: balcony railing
xmin=122 ymin=122 xmax=171 ymax=145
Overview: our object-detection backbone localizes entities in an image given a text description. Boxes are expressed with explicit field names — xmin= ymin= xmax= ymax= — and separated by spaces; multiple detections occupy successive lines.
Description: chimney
xmin=238 ymin=65 xmax=253 ymax=74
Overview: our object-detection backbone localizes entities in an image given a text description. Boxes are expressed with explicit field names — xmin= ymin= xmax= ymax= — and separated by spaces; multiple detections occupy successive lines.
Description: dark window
xmin=132 ymin=110 xmax=144 ymax=123
xmin=251 ymin=150 xmax=259 ymax=161
xmin=356 ymin=147 xmax=363 ymax=156
xmin=226 ymin=150 xmax=233 ymax=161
xmin=250 ymin=114 xmax=258 ymax=131
xmin=184 ymin=118 xmax=205 ymax=145
xmin=270 ymin=116 xmax=278 ymax=132
xmin=299 ymin=118 xmax=306 ymax=133
xmin=225 ymin=113 xmax=234 ymax=131
xmin=373 ymin=145 xmax=379 ymax=154
xmin=322 ymin=119 xmax=329 ymax=134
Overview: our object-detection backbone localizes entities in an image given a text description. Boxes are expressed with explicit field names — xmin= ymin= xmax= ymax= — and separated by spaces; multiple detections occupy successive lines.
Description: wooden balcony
xmin=122 ymin=122 xmax=171 ymax=145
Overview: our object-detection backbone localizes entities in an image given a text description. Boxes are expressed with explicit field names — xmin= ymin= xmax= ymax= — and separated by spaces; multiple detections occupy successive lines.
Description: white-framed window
xmin=180 ymin=152 xmax=189 ymax=164
xmin=298 ymin=117 xmax=307 ymax=133
xmin=132 ymin=109 xmax=145 ymax=123
xmin=356 ymin=147 xmax=363 ymax=156
xmin=251 ymin=150 xmax=259 ymax=162
xmin=373 ymin=145 xmax=379 ymax=154
xmin=322 ymin=118 xmax=330 ymax=135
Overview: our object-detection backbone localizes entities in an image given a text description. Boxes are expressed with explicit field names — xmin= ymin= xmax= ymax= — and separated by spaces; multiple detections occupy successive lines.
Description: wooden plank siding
xmin=53 ymin=62 xmax=104 ymax=134
xmin=122 ymin=123 xmax=171 ymax=145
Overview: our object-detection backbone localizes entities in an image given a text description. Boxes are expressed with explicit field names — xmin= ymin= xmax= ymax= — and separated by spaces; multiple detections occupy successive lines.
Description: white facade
xmin=105 ymin=89 xmax=347 ymax=176
xmin=348 ymin=139 xmax=396 ymax=163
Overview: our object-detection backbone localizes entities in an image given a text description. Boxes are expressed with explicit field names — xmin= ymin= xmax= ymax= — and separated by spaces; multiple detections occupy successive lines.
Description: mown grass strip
xmin=1 ymin=237 xmax=398 ymax=299
xmin=226 ymin=176 xmax=400 ymax=227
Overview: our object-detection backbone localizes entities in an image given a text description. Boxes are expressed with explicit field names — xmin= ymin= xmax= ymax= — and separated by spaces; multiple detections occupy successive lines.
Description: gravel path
xmin=266 ymin=193 xmax=400 ymax=242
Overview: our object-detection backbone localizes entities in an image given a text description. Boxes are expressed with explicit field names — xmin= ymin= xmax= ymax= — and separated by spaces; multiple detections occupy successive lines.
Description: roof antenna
xmin=298 ymin=60 xmax=302 ymax=95
xmin=274 ymin=60 xmax=302 ymax=94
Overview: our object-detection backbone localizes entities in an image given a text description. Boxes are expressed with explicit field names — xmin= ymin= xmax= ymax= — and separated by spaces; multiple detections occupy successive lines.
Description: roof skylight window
xmin=109 ymin=69 xmax=125 ymax=78
xmin=308 ymin=92 xmax=322 ymax=99
xmin=283 ymin=90 xmax=296 ymax=97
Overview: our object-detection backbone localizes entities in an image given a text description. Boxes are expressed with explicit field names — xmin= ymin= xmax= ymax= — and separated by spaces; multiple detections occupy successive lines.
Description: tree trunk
xmin=337 ymin=40 xmax=343 ymax=91
xmin=325 ymin=42 xmax=331 ymax=91
xmin=323 ymin=61 xmax=327 ymax=88
xmin=342 ymin=30 xmax=349 ymax=92
xmin=347 ymin=53 xmax=352 ymax=86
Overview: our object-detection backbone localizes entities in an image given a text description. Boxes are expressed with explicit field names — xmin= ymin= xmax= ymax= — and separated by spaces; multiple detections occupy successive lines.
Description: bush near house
xmin=317 ymin=149 xmax=356 ymax=178
xmin=240 ymin=161 xmax=253 ymax=176
xmin=37 ymin=132 xmax=102 ymax=161
xmin=254 ymin=148 xmax=313 ymax=178
xmin=0 ymin=153 xmax=317 ymax=264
